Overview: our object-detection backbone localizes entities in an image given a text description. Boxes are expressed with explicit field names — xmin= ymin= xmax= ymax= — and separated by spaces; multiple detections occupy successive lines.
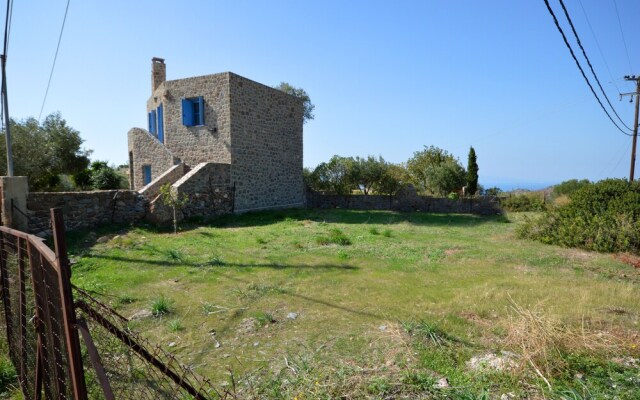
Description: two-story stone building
xmin=128 ymin=58 xmax=304 ymax=213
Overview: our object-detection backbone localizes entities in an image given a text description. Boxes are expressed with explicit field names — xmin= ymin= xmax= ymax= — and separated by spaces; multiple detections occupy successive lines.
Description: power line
xmin=576 ymin=0 xmax=621 ymax=93
xmin=542 ymin=0 xmax=632 ymax=137
xmin=612 ymin=0 xmax=634 ymax=74
xmin=557 ymin=0 xmax=632 ymax=132
xmin=38 ymin=0 xmax=70 ymax=122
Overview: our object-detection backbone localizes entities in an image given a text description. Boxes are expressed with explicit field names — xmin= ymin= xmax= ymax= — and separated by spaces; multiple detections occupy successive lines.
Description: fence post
xmin=51 ymin=208 xmax=88 ymax=400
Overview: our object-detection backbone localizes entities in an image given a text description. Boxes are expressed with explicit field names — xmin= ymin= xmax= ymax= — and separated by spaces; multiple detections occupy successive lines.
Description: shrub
xmin=501 ymin=194 xmax=546 ymax=212
xmin=518 ymin=179 xmax=640 ymax=254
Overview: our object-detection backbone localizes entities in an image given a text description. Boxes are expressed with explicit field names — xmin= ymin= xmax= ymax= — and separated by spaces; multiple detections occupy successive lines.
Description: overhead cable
xmin=38 ymin=0 xmax=71 ymax=122
xmin=558 ymin=0 xmax=632 ymax=131
xmin=543 ymin=0 xmax=632 ymax=137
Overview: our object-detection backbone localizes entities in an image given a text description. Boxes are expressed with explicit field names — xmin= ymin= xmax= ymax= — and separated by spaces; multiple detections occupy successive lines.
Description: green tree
xmin=88 ymin=161 xmax=122 ymax=190
xmin=406 ymin=145 xmax=465 ymax=195
xmin=0 ymin=113 xmax=91 ymax=190
xmin=160 ymin=183 xmax=189 ymax=234
xmin=350 ymin=155 xmax=387 ymax=195
xmin=373 ymin=163 xmax=406 ymax=195
xmin=425 ymin=159 xmax=467 ymax=196
xmin=466 ymin=146 xmax=479 ymax=196
xmin=310 ymin=155 xmax=355 ymax=195
xmin=274 ymin=82 xmax=315 ymax=124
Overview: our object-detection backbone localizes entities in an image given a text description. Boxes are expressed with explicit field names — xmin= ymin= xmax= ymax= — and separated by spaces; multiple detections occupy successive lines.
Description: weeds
xmin=165 ymin=249 xmax=185 ymax=263
xmin=382 ymin=229 xmax=392 ymax=237
xmin=117 ymin=294 xmax=135 ymax=304
xmin=254 ymin=311 xmax=276 ymax=326
xmin=316 ymin=228 xmax=352 ymax=246
xmin=402 ymin=320 xmax=455 ymax=347
xmin=150 ymin=295 xmax=173 ymax=317
xmin=369 ymin=227 xmax=380 ymax=235
xmin=168 ymin=320 xmax=184 ymax=332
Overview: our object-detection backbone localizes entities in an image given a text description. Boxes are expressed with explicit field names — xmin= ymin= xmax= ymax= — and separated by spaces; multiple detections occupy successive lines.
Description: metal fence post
xmin=51 ymin=208 xmax=88 ymax=400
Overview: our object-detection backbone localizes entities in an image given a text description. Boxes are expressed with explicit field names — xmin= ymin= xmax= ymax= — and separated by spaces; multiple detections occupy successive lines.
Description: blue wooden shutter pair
xmin=157 ymin=104 xmax=164 ymax=142
xmin=182 ymin=97 xmax=205 ymax=126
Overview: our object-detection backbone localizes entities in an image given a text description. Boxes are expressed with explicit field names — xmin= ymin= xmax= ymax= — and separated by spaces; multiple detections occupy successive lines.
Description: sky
xmin=6 ymin=0 xmax=640 ymax=190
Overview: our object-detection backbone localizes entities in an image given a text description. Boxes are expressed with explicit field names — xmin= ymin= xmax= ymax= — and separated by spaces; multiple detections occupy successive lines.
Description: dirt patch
xmin=444 ymin=247 xmax=462 ymax=256
xmin=617 ymin=253 xmax=640 ymax=269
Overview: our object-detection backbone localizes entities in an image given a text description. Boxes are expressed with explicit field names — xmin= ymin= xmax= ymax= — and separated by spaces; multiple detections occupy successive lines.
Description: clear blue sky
xmin=6 ymin=0 xmax=640 ymax=189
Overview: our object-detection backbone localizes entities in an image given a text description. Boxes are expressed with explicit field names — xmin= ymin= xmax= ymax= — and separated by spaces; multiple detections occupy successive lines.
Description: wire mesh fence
xmin=0 ymin=208 xmax=223 ymax=399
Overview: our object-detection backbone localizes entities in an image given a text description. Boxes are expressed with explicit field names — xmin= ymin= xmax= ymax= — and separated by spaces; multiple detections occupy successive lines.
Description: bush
xmin=501 ymin=194 xmax=546 ymax=212
xmin=518 ymin=179 xmax=640 ymax=254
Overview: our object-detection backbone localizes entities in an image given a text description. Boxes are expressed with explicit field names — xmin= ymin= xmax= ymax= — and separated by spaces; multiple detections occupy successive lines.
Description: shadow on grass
xmin=87 ymin=254 xmax=359 ymax=271
xmin=196 ymin=209 xmax=502 ymax=229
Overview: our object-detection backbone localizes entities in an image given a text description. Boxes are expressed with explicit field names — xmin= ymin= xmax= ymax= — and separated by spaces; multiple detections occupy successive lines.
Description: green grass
xmin=65 ymin=209 xmax=640 ymax=398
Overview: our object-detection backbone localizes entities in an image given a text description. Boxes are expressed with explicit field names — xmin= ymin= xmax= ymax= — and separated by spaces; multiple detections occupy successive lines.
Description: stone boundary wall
xmin=27 ymin=190 xmax=148 ymax=235
xmin=306 ymin=190 xmax=502 ymax=215
xmin=139 ymin=163 xmax=189 ymax=201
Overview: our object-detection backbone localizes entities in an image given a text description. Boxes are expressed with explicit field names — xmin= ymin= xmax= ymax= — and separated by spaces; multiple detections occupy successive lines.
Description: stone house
xmin=128 ymin=58 xmax=304 ymax=214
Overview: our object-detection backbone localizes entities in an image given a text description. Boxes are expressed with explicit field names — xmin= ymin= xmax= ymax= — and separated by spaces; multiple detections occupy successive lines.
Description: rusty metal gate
xmin=0 ymin=208 xmax=217 ymax=399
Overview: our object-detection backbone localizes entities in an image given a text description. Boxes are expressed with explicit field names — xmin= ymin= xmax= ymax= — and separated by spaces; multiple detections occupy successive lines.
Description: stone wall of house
xmin=174 ymin=162 xmax=233 ymax=218
xmin=147 ymin=162 xmax=233 ymax=224
xmin=306 ymin=186 xmax=502 ymax=215
xmin=139 ymin=163 xmax=189 ymax=201
xmin=26 ymin=190 xmax=147 ymax=235
xmin=146 ymin=73 xmax=232 ymax=168
xmin=229 ymin=73 xmax=305 ymax=212
xmin=128 ymin=127 xmax=180 ymax=189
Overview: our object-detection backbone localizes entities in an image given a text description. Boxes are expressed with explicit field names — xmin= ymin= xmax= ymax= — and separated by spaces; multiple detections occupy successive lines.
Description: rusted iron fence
xmin=0 ymin=208 xmax=218 ymax=399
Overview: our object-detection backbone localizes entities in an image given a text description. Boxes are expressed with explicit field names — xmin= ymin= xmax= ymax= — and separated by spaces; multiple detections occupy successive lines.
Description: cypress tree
xmin=467 ymin=146 xmax=479 ymax=196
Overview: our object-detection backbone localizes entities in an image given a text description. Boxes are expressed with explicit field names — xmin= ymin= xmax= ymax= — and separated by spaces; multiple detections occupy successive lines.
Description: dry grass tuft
xmin=503 ymin=297 xmax=622 ymax=389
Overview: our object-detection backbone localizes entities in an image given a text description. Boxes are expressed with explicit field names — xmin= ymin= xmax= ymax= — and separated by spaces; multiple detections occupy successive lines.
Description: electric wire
xmin=576 ymin=0 xmax=621 ymax=94
xmin=612 ymin=0 xmax=634 ymax=74
xmin=543 ymin=0 xmax=632 ymax=137
xmin=38 ymin=0 xmax=70 ymax=122
xmin=558 ymin=0 xmax=632 ymax=131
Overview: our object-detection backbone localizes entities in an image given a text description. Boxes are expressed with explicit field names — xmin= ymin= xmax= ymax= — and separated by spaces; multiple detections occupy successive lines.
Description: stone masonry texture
xmin=26 ymin=190 xmax=147 ymax=235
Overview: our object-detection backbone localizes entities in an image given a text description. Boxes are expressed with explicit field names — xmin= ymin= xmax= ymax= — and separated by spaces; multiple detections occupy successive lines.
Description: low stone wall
xmin=27 ymin=190 xmax=148 ymax=235
xmin=306 ymin=187 xmax=502 ymax=215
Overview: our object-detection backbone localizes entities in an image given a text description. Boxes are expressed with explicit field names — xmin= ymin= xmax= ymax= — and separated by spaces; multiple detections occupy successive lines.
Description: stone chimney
xmin=152 ymin=57 xmax=166 ymax=92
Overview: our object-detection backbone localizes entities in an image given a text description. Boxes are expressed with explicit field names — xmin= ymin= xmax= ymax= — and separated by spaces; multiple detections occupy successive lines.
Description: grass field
xmin=64 ymin=209 xmax=639 ymax=399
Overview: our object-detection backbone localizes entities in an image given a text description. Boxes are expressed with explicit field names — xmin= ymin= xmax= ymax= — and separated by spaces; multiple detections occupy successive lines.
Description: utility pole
xmin=1 ymin=53 xmax=12 ymax=177
xmin=1 ymin=0 xmax=12 ymax=177
xmin=623 ymin=75 xmax=640 ymax=182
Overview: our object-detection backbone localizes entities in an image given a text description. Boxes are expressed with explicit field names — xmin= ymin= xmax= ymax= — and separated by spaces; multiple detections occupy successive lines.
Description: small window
xmin=181 ymin=97 xmax=205 ymax=126
xmin=143 ymin=165 xmax=152 ymax=185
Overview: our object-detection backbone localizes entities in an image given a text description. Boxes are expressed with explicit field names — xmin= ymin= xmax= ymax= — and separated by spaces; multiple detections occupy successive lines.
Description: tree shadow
xmin=84 ymin=253 xmax=359 ymax=271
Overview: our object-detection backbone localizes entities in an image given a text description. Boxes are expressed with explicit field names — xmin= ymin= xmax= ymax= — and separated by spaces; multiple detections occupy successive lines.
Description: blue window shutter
xmin=197 ymin=96 xmax=205 ymax=125
xmin=149 ymin=109 xmax=157 ymax=135
xmin=143 ymin=165 xmax=152 ymax=185
xmin=182 ymin=98 xmax=194 ymax=126
xmin=157 ymin=104 xmax=164 ymax=142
